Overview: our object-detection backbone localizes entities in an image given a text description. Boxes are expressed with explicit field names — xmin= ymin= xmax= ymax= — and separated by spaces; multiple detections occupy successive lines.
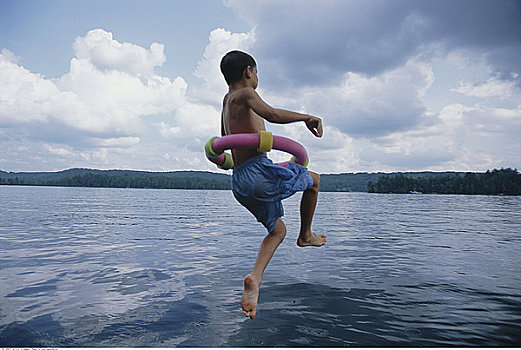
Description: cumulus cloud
xmin=262 ymin=58 xmax=434 ymax=138
xmin=55 ymin=57 xmax=186 ymax=134
xmin=433 ymin=104 xmax=520 ymax=170
xmin=192 ymin=27 xmax=256 ymax=106
xmin=73 ymin=29 xmax=166 ymax=78
xmin=345 ymin=101 xmax=521 ymax=172
xmin=1 ymin=29 xmax=188 ymax=151
xmin=1 ymin=49 xmax=65 ymax=125
xmin=158 ymin=102 xmax=220 ymax=147
xmin=0 ymin=29 xmax=202 ymax=171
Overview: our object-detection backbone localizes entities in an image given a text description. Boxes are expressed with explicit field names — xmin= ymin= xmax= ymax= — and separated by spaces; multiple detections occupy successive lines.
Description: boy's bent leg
xmin=297 ymin=171 xmax=327 ymax=247
xmin=242 ymin=218 xmax=286 ymax=319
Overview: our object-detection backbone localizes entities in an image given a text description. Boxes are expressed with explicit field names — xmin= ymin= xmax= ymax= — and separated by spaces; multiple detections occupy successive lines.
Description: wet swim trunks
xmin=232 ymin=154 xmax=314 ymax=232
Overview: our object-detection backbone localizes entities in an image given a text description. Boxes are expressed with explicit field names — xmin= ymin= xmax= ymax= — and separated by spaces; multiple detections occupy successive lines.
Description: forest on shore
xmin=368 ymin=168 xmax=520 ymax=195
xmin=1 ymin=167 xmax=520 ymax=195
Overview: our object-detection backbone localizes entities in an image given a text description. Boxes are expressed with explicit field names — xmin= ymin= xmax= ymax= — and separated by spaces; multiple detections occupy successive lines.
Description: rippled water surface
xmin=1 ymin=186 xmax=520 ymax=346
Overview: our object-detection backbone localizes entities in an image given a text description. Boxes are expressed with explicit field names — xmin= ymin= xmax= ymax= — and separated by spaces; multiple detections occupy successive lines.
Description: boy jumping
xmin=220 ymin=51 xmax=326 ymax=319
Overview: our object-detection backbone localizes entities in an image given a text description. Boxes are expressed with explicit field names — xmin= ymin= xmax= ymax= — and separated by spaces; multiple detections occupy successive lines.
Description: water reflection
xmin=227 ymin=282 xmax=399 ymax=347
xmin=231 ymin=279 xmax=521 ymax=347
xmin=1 ymin=293 xmax=210 ymax=347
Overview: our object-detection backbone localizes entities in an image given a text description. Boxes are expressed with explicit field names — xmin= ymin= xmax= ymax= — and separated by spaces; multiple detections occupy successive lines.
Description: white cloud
xmin=262 ymin=58 xmax=435 ymax=139
xmin=438 ymin=104 xmax=521 ymax=170
xmin=43 ymin=143 xmax=75 ymax=157
xmin=158 ymin=121 xmax=182 ymax=138
xmin=0 ymin=49 xmax=64 ymax=124
xmin=1 ymin=30 xmax=187 ymax=137
xmin=0 ymin=30 xmax=198 ymax=171
xmin=353 ymin=103 xmax=521 ymax=172
xmin=0 ymin=48 xmax=20 ymax=64
xmin=73 ymin=29 xmax=166 ymax=78
xmin=192 ymin=27 xmax=256 ymax=106
xmin=94 ymin=136 xmax=141 ymax=147
xmin=55 ymin=57 xmax=187 ymax=134
xmin=158 ymin=102 xmax=221 ymax=154
xmin=2 ymin=29 xmax=191 ymax=146
xmin=453 ymin=76 xmax=519 ymax=99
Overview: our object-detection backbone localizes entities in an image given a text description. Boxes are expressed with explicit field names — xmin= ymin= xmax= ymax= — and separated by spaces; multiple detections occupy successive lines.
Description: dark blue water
xmin=1 ymin=185 xmax=520 ymax=346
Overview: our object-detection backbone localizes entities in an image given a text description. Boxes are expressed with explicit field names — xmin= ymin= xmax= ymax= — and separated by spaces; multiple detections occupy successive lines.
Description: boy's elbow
xmin=264 ymin=108 xmax=281 ymax=123
xmin=264 ymin=115 xmax=277 ymax=123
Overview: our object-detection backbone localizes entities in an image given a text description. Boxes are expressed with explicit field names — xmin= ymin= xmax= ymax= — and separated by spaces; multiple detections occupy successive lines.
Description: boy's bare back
xmin=221 ymin=87 xmax=267 ymax=166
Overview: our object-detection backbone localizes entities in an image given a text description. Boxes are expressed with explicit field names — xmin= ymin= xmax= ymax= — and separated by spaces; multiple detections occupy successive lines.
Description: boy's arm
xmin=243 ymin=88 xmax=323 ymax=138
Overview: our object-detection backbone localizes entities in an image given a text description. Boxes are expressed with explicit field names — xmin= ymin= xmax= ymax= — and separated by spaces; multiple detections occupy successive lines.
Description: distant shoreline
xmin=1 ymin=167 xmax=519 ymax=195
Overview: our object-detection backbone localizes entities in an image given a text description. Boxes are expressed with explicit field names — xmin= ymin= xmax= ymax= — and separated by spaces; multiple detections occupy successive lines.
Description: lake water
xmin=0 ymin=185 xmax=520 ymax=347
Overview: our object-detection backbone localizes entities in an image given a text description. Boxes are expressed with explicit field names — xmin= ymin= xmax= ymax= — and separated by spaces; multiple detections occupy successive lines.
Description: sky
xmin=1 ymin=0 xmax=520 ymax=174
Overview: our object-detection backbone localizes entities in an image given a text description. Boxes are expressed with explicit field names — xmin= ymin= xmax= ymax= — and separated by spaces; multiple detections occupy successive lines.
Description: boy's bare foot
xmin=297 ymin=232 xmax=327 ymax=247
xmin=241 ymin=274 xmax=260 ymax=319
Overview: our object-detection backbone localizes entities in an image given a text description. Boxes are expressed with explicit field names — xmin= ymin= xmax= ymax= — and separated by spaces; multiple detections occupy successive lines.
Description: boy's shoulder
xmin=232 ymin=86 xmax=257 ymax=98
xmin=225 ymin=87 xmax=257 ymax=105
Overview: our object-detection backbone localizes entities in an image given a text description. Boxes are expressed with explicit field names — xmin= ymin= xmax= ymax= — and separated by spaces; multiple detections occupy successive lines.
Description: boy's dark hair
xmin=220 ymin=50 xmax=257 ymax=85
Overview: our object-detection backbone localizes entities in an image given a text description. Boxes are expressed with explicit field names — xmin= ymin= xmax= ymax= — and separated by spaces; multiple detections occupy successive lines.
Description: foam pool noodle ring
xmin=204 ymin=136 xmax=235 ymax=170
xmin=218 ymin=152 xmax=234 ymax=170
xmin=204 ymin=137 xmax=221 ymax=158
xmin=204 ymin=132 xmax=309 ymax=169
xmin=290 ymin=155 xmax=309 ymax=167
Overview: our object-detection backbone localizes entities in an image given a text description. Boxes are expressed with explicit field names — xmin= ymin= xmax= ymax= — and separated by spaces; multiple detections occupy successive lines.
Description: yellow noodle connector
xmin=257 ymin=131 xmax=273 ymax=153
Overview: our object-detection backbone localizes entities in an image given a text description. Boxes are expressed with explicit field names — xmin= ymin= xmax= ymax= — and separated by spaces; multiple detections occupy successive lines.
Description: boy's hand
xmin=305 ymin=116 xmax=323 ymax=138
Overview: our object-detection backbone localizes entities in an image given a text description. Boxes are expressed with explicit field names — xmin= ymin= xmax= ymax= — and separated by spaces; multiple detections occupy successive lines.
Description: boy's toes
xmin=242 ymin=305 xmax=256 ymax=319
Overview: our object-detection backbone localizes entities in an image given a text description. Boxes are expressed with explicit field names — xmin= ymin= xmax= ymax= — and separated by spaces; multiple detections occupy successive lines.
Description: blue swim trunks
xmin=232 ymin=154 xmax=314 ymax=232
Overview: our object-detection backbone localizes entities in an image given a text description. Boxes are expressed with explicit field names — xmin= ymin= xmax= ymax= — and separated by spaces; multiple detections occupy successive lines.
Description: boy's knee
xmin=310 ymin=171 xmax=320 ymax=190
xmin=269 ymin=219 xmax=286 ymax=240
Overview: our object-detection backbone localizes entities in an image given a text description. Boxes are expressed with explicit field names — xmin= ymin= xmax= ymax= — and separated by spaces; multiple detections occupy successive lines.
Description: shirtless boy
xmin=220 ymin=50 xmax=327 ymax=319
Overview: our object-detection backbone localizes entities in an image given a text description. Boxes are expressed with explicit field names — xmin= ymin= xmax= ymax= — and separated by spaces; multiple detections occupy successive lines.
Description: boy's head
xmin=220 ymin=50 xmax=257 ymax=86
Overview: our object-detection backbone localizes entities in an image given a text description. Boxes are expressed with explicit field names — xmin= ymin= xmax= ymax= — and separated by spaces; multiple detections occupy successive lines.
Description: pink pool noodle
xmin=208 ymin=133 xmax=308 ymax=168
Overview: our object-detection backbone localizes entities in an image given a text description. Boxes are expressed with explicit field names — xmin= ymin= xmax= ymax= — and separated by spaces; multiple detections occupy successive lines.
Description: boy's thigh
xmin=234 ymin=192 xmax=283 ymax=232
xmin=252 ymin=174 xmax=284 ymax=200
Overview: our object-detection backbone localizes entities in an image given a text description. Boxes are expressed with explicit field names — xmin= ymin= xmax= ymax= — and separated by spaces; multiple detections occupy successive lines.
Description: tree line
xmin=2 ymin=167 xmax=520 ymax=195
xmin=367 ymin=168 xmax=521 ymax=195
xmin=0 ymin=172 xmax=231 ymax=190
